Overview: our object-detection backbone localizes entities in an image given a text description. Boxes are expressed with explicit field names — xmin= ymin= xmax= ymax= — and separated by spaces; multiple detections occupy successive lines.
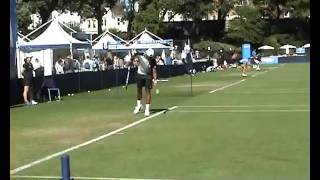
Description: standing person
xmin=132 ymin=48 xmax=157 ymax=116
xmin=22 ymin=57 xmax=38 ymax=105
xmin=32 ymin=58 xmax=44 ymax=77
xmin=239 ymin=57 xmax=248 ymax=77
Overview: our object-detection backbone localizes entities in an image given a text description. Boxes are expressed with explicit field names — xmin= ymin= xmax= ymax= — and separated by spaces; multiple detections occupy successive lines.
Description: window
xmin=93 ymin=20 xmax=96 ymax=28
xmin=88 ymin=20 xmax=91 ymax=28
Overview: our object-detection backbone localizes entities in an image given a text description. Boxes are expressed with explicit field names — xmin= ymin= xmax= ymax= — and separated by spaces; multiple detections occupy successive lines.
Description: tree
xmin=71 ymin=0 xmax=118 ymax=35
xmin=253 ymin=0 xmax=293 ymax=19
xmin=22 ymin=0 xmax=65 ymax=25
xmin=286 ymin=0 xmax=309 ymax=18
xmin=16 ymin=0 xmax=32 ymax=34
xmin=225 ymin=5 xmax=269 ymax=46
xmin=132 ymin=2 xmax=164 ymax=35
xmin=120 ymin=0 xmax=138 ymax=39
xmin=214 ymin=0 xmax=238 ymax=20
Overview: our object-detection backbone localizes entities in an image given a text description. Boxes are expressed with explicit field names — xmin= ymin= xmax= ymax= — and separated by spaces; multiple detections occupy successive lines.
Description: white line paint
xmin=11 ymin=175 xmax=177 ymax=180
xmin=209 ymin=79 xmax=246 ymax=93
xmin=179 ymin=104 xmax=309 ymax=108
xmin=11 ymin=106 xmax=178 ymax=175
xmin=174 ymin=109 xmax=309 ymax=113
xmin=252 ymin=66 xmax=279 ymax=77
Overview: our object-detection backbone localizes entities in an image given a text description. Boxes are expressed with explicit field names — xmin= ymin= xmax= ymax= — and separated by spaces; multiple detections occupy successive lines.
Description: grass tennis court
xmin=10 ymin=63 xmax=309 ymax=180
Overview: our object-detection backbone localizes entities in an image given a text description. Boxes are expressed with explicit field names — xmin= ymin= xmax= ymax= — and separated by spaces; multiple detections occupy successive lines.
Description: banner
xmin=261 ymin=56 xmax=278 ymax=64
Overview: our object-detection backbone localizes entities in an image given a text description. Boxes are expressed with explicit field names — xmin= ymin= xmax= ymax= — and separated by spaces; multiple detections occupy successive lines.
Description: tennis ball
xmin=108 ymin=89 xmax=111 ymax=91
xmin=68 ymin=93 xmax=71 ymax=96
xmin=71 ymin=93 xmax=74 ymax=96
xmin=156 ymin=89 xmax=159 ymax=94
xmin=88 ymin=90 xmax=91 ymax=93
xmin=122 ymin=86 xmax=125 ymax=89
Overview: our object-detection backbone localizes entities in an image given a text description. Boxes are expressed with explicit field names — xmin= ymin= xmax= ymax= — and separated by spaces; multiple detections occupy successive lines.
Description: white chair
xmin=48 ymin=88 xmax=61 ymax=102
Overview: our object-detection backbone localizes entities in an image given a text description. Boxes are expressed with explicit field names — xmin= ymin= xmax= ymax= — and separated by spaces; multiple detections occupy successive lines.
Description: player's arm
xmin=152 ymin=65 xmax=157 ymax=81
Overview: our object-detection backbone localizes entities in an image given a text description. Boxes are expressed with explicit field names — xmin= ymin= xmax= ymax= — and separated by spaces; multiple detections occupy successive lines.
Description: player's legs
xmin=144 ymin=79 xmax=153 ymax=116
xmin=134 ymin=77 xmax=144 ymax=114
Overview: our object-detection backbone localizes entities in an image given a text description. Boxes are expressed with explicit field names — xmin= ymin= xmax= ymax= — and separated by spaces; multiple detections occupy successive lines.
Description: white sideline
xmin=179 ymin=104 xmax=309 ymax=108
xmin=252 ymin=66 xmax=279 ymax=77
xmin=175 ymin=109 xmax=309 ymax=113
xmin=11 ymin=106 xmax=178 ymax=175
xmin=209 ymin=65 xmax=281 ymax=93
xmin=11 ymin=175 xmax=177 ymax=180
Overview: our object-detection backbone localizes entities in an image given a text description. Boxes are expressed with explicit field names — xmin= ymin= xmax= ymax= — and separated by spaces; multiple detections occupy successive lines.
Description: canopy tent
xmin=16 ymin=18 xmax=89 ymax=77
xmin=279 ymin=44 xmax=296 ymax=55
xmin=303 ymin=43 xmax=310 ymax=48
xmin=258 ymin=45 xmax=275 ymax=50
xmin=92 ymin=30 xmax=128 ymax=51
xmin=18 ymin=18 xmax=89 ymax=50
xmin=127 ymin=28 xmax=173 ymax=50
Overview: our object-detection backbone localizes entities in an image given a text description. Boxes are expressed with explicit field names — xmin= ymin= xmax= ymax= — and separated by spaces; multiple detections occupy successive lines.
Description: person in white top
xmin=132 ymin=48 xmax=157 ymax=116
xmin=55 ymin=57 xmax=64 ymax=74
xmin=32 ymin=58 xmax=44 ymax=77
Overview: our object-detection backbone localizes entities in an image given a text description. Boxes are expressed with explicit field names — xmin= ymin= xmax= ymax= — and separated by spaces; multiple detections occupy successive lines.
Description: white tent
xmin=17 ymin=18 xmax=89 ymax=77
xmin=128 ymin=28 xmax=173 ymax=50
xmin=19 ymin=18 xmax=89 ymax=50
xmin=303 ymin=43 xmax=310 ymax=48
xmin=280 ymin=44 xmax=296 ymax=55
xmin=258 ymin=45 xmax=274 ymax=50
xmin=92 ymin=30 xmax=127 ymax=51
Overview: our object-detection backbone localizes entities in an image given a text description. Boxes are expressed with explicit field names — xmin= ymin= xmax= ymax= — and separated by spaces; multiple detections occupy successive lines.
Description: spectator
xmin=82 ymin=55 xmax=94 ymax=71
xmin=156 ymin=56 xmax=165 ymax=65
xmin=32 ymin=58 xmax=44 ymax=77
xmin=55 ymin=57 xmax=64 ymax=74
xmin=22 ymin=57 xmax=38 ymax=105
xmin=64 ymin=55 xmax=75 ymax=73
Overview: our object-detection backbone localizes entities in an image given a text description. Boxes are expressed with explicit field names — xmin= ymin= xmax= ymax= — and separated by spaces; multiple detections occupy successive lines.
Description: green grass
xmin=10 ymin=63 xmax=309 ymax=180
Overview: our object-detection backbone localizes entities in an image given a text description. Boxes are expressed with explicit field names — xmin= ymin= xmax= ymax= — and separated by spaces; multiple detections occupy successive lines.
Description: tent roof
xmin=92 ymin=30 xmax=127 ymax=50
xmin=129 ymin=28 xmax=164 ymax=44
xmin=19 ymin=19 xmax=89 ymax=50
xmin=127 ymin=28 xmax=173 ymax=50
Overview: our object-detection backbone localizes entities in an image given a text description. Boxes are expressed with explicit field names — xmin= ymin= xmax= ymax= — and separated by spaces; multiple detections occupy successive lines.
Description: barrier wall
xmin=10 ymin=62 xmax=208 ymax=106
xmin=278 ymin=56 xmax=310 ymax=63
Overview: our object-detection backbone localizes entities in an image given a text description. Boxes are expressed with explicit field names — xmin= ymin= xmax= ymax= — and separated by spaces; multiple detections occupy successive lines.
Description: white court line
xmin=209 ymin=79 xmax=246 ymax=93
xmin=175 ymin=109 xmax=309 ymax=113
xmin=11 ymin=106 xmax=179 ymax=175
xmin=209 ymin=65 xmax=282 ymax=93
xmin=179 ymin=104 xmax=309 ymax=108
xmin=11 ymin=175 xmax=177 ymax=180
xmin=252 ymin=66 xmax=279 ymax=77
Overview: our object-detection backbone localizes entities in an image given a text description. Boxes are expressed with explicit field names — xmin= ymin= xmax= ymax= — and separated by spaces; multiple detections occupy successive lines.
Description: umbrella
xmin=303 ymin=43 xmax=310 ymax=48
xmin=258 ymin=45 xmax=274 ymax=50
xmin=279 ymin=44 xmax=296 ymax=49
xmin=280 ymin=44 xmax=296 ymax=55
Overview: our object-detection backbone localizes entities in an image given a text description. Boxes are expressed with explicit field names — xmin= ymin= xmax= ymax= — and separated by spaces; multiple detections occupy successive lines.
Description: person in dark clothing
xmin=22 ymin=57 xmax=38 ymax=105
